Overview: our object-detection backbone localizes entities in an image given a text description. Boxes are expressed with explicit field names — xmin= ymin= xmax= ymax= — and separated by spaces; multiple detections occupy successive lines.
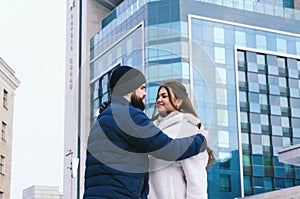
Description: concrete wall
xmin=23 ymin=185 xmax=61 ymax=199
xmin=0 ymin=58 xmax=20 ymax=199
xmin=64 ymin=0 xmax=110 ymax=198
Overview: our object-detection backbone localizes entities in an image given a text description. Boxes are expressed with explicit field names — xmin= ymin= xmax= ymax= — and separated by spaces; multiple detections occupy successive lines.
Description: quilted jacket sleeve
xmin=124 ymin=109 xmax=207 ymax=161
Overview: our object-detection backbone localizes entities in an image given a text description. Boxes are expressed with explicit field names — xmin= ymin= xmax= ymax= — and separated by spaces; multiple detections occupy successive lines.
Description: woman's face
xmin=156 ymin=87 xmax=181 ymax=116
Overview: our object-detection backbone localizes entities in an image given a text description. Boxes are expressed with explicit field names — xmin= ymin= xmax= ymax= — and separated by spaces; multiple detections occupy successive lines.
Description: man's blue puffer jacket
xmin=83 ymin=96 xmax=207 ymax=199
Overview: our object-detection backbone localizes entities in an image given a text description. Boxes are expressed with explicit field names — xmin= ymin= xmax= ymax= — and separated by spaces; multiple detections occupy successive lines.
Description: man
xmin=83 ymin=66 xmax=208 ymax=199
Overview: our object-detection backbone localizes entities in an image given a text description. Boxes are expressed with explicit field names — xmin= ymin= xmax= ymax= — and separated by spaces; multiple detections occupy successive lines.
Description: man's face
xmin=131 ymin=83 xmax=146 ymax=111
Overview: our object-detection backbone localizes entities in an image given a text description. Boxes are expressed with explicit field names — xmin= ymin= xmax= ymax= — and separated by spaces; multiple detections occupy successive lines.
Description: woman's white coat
xmin=149 ymin=111 xmax=208 ymax=199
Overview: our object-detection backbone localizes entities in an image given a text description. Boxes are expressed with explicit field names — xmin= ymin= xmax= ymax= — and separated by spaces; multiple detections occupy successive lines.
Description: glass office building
xmin=89 ymin=0 xmax=300 ymax=198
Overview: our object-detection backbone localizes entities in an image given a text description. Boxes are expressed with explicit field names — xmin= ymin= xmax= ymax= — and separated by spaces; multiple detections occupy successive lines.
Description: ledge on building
xmin=236 ymin=185 xmax=300 ymax=199
xmin=278 ymin=143 xmax=300 ymax=166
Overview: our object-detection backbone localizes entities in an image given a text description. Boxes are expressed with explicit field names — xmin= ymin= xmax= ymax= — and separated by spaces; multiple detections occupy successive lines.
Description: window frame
xmin=1 ymin=122 xmax=6 ymax=141
xmin=3 ymin=89 xmax=8 ymax=109
xmin=220 ymin=174 xmax=232 ymax=192
xmin=0 ymin=155 xmax=5 ymax=174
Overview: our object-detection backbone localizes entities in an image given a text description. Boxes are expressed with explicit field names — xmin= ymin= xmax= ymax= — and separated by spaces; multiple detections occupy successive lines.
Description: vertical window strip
xmin=1 ymin=122 xmax=6 ymax=141
xmin=0 ymin=156 xmax=4 ymax=174
xmin=3 ymin=89 xmax=8 ymax=109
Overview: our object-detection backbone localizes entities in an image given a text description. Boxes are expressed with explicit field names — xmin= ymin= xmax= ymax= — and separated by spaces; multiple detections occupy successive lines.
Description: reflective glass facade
xmin=89 ymin=0 xmax=300 ymax=198
xmin=237 ymin=49 xmax=300 ymax=195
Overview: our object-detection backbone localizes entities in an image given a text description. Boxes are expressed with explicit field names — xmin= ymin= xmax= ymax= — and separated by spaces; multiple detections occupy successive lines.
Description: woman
xmin=149 ymin=80 xmax=214 ymax=199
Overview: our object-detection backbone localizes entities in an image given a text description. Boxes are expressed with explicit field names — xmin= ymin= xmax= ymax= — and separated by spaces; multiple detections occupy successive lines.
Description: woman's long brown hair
xmin=152 ymin=80 xmax=216 ymax=169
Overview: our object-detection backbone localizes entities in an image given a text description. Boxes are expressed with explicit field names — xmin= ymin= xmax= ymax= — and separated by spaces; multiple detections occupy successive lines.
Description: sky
xmin=0 ymin=0 xmax=65 ymax=198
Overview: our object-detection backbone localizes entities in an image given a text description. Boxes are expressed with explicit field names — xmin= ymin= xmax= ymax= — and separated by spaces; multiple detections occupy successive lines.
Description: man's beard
xmin=131 ymin=92 xmax=145 ymax=111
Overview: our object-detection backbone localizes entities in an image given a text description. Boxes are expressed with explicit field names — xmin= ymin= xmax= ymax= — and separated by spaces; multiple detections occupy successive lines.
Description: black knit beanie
xmin=109 ymin=66 xmax=146 ymax=96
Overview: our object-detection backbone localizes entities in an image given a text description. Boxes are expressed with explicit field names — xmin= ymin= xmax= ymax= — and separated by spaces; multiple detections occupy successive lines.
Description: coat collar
xmin=155 ymin=111 xmax=200 ymax=129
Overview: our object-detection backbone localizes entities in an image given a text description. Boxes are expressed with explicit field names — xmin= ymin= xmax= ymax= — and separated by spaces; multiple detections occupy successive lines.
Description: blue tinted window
xmin=252 ymin=155 xmax=263 ymax=165
xmin=220 ymin=174 xmax=231 ymax=192
xmin=253 ymin=177 xmax=264 ymax=186
xmin=157 ymin=16 xmax=170 ymax=24
xmin=148 ymin=3 xmax=157 ymax=18
xmin=274 ymin=157 xmax=284 ymax=167
xmin=263 ymin=157 xmax=272 ymax=166
xmin=256 ymin=35 xmax=267 ymax=49
xmin=243 ymin=155 xmax=251 ymax=166
xmin=283 ymin=0 xmax=295 ymax=8
xmin=276 ymin=38 xmax=287 ymax=53
xmin=170 ymin=14 xmax=179 ymax=22
xmin=148 ymin=85 xmax=159 ymax=102
xmin=275 ymin=178 xmax=285 ymax=188
xmin=286 ymin=179 xmax=294 ymax=187
xmin=170 ymin=22 xmax=180 ymax=32
xmin=249 ymin=93 xmax=259 ymax=103
xmin=244 ymin=176 xmax=253 ymax=195
xmin=235 ymin=31 xmax=246 ymax=46
xmin=264 ymin=177 xmax=273 ymax=191
xmin=275 ymin=167 xmax=286 ymax=178
xmin=102 ymin=10 xmax=116 ymax=29
xmin=170 ymin=3 xmax=179 ymax=16
xmin=253 ymin=165 xmax=264 ymax=176
xmin=101 ymin=93 xmax=108 ymax=102
xmin=158 ymin=5 xmax=170 ymax=16
xmin=254 ymin=187 xmax=264 ymax=195
xmin=295 ymin=169 xmax=300 ymax=178
xmin=252 ymin=144 xmax=263 ymax=154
